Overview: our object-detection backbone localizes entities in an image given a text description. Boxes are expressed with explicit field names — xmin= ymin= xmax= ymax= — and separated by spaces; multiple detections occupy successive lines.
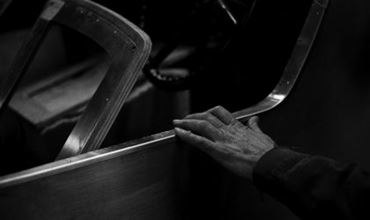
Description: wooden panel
xmin=0 ymin=132 xmax=185 ymax=219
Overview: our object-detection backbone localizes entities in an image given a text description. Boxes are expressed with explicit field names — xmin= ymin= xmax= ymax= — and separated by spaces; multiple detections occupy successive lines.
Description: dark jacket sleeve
xmin=253 ymin=148 xmax=370 ymax=220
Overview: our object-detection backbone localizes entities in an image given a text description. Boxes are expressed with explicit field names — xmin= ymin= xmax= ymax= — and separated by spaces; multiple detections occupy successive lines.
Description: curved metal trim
xmin=56 ymin=0 xmax=152 ymax=158
xmin=0 ymin=0 xmax=328 ymax=187
xmin=0 ymin=0 xmax=151 ymax=159
xmin=233 ymin=0 xmax=328 ymax=122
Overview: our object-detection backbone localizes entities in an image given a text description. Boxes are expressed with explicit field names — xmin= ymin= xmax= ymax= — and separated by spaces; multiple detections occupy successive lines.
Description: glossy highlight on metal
xmin=233 ymin=0 xmax=328 ymax=122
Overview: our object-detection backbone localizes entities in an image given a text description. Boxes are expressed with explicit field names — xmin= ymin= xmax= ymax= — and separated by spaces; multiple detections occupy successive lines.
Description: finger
xmin=209 ymin=105 xmax=236 ymax=125
xmin=248 ymin=116 xmax=262 ymax=132
xmin=173 ymin=119 xmax=221 ymax=141
xmin=185 ymin=112 xmax=224 ymax=128
xmin=174 ymin=127 xmax=217 ymax=153
xmin=174 ymin=127 xmax=234 ymax=161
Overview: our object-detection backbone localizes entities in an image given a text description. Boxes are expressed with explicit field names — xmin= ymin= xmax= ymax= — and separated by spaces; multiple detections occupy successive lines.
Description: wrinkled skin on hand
xmin=173 ymin=106 xmax=275 ymax=181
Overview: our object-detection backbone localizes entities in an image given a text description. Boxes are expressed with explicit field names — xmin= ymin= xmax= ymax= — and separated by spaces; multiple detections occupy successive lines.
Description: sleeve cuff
xmin=253 ymin=147 xmax=308 ymax=191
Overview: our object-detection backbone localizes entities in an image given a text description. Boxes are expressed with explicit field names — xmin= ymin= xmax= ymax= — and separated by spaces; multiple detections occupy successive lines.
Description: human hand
xmin=173 ymin=106 xmax=275 ymax=181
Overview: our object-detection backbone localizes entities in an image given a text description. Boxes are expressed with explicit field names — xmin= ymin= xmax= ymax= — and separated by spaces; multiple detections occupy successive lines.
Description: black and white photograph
xmin=0 ymin=0 xmax=368 ymax=219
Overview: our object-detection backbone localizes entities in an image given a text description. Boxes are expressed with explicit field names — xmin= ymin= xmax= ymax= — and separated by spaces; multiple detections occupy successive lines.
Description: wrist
xmin=252 ymin=147 xmax=308 ymax=185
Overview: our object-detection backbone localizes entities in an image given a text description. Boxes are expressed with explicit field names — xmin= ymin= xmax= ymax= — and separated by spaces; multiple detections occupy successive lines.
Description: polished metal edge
xmin=40 ymin=0 xmax=65 ymax=21
xmin=54 ymin=0 xmax=152 ymax=158
xmin=0 ymin=0 xmax=328 ymax=187
xmin=234 ymin=0 xmax=329 ymax=122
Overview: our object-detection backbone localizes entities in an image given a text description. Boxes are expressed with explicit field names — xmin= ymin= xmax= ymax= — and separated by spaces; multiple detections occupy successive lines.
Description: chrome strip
xmin=234 ymin=0 xmax=329 ymax=122
xmin=40 ymin=0 xmax=64 ymax=20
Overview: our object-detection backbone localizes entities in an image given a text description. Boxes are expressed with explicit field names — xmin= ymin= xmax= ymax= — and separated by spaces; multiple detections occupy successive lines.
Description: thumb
xmin=248 ymin=116 xmax=262 ymax=132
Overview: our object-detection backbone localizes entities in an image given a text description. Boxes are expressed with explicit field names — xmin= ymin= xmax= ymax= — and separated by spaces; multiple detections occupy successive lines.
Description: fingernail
xmin=174 ymin=127 xmax=185 ymax=134
xmin=251 ymin=116 xmax=259 ymax=123
xmin=173 ymin=119 xmax=181 ymax=124
xmin=175 ymin=127 xmax=189 ymax=133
